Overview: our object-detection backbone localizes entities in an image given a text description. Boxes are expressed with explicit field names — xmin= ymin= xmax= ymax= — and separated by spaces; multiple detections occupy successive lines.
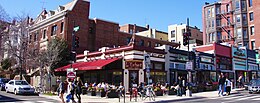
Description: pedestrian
xmin=218 ymin=73 xmax=225 ymax=96
xmin=58 ymin=80 xmax=66 ymax=103
xmin=66 ymin=78 xmax=76 ymax=103
xmin=237 ymin=75 xmax=243 ymax=88
xmin=225 ymin=78 xmax=231 ymax=95
xmin=177 ymin=76 xmax=183 ymax=96
xmin=74 ymin=77 xmax=83 ymax=103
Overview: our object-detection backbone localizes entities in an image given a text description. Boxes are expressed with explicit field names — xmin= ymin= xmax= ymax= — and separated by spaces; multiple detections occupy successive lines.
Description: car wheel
xmin=249 ymin=92 xmax=252 ymax=94
xmin=14 ymin=89 xmax=18 ymax=95
xmin=6 ymin=88 xmax=9 ymax=93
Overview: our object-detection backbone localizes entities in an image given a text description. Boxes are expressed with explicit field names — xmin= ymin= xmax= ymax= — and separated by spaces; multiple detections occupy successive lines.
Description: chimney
xmin=146 ymin=24 xmax=150 ymax=29
xmin=205 ymin=2 xmax=209 ymax=5
xmin=133 ymin=24 xmax=136 ymax=33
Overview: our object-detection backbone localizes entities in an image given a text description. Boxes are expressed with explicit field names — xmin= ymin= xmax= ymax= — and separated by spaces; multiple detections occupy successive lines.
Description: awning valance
xmin=55 ymin=58 xmax=121 ymax=72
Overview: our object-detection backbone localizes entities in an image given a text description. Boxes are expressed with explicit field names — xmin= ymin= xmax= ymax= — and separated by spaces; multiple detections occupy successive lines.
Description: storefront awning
xmin=55 ymin=58 xmax=121 ymax=72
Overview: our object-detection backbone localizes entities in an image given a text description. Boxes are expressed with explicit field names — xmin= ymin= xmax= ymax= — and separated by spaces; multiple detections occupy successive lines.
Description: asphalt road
xmin=151 ymin=90 xmax=260 ymax=103
xmin=0 ymin=90 xmax=59 ymax=103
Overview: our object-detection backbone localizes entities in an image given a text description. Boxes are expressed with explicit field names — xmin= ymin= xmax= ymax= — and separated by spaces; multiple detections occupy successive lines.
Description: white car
xmin=5 ymin=80 xmax=35 ymax=95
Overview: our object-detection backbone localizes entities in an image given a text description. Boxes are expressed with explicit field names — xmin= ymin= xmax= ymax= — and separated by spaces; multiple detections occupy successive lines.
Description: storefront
xmin=195 ymin=52 xmax=216 ymax=85
xmin=232 ymin=46 xmax=247 ymax=87
xmin=247 ymin=49 xmax=259 ymax=80
xmin=167 ymin=48 xmax=195 ymax=85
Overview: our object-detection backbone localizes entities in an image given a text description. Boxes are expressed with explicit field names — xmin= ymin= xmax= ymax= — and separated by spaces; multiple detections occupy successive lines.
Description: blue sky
xmin=0 ymin=0 xmax=216 ymax=31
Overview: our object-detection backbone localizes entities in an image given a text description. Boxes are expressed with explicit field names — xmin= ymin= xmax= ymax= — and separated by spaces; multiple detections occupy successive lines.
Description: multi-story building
xmin=29 ymin=0 xmax=179 ymax=54
xmin=136 ymin=28 xmax=168 ymax=42
xmin=119 ymin=24 xmax=148 ymax=34
xmin=168 ymin=24 xmax=203 ymax=50
xmin=202 ymin=0 xmax=260 ymax=53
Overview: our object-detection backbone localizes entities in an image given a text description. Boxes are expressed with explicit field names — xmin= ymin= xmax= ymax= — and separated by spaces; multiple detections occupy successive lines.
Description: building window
xmin=237 ymin=28 xmax=242 ymax=38
xmin=216 ymin=7 xmax=220 ymax=14
xmin=126 ymin=37 xmax=131 ymax=44
xmin=236 ymin=15 xmax=241 ymax=23
xmin=217 ymin=32 xmax=222 ymax=40
xmin=242 ymin=14 xmax=247 ymax=25
xmin=216 ymin=19 xmax=221 ymax=26
xmin=43 ymin=29 xmax=46 ymax=39
xmin=250 ymin=26 xmax=255 ymax=35
xmin=139 ymin=39 xmax=144 ymax=46
xmin=226 ymin=4 xmax=230 ymax=12
xmin=171 ymin=40 xmax=175 ymax=42
xmin=212 ymin=20 xmax=215 ymax=27
xmin=60 ymin=22 xmax=64 ymax=33
xmin=207 ymin=8 xmax=211 ymax=17
xmin=249 ymin=0 xmax=252 ymax=7
xmin=89 ymin=27 xmax=93 ymax=33
xmin=227 ymin=17 xmax=231 ymax=25
xmin=51 ymin=25 xmax=57 ymax=36
xmin=227 ymin=30 xmax=231 ymax=39
xmin=241 ymin=1 xmax=246 ymax=10
xmin=212 ymin=33 xmax=215 ymax=41
xmin=155 ymin=43 xmax=161 ymax=47
xmin=129 ymin=29 xmax=133 ymax=34
xmin=147 ymin=41 xmax=151 ymax=47
xmin=34 ymin=32 xmax=38 ymax=42
xmin=243 ymin=29 xmax=248 ymax=38
xmin=236 ymin=1 xmax=240 ymax=10
xmin=29 ymin=35 xmax=32 ymax=43
xmin=208 ymin=21 xmax=211 ymax=28
xmin=211 ymin=8 xmax=215 ymax=17
xmin=171 ymin=30 xmax=176 ymax=38
xmin=249 ymin=12 xmax=254 ymax=21
xmin=251 ymin=41 xmax=255 ymax=50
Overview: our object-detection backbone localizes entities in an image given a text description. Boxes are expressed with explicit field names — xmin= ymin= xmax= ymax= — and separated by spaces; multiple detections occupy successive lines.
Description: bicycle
xmin=142 ymin=85 xmax=155 ymax=101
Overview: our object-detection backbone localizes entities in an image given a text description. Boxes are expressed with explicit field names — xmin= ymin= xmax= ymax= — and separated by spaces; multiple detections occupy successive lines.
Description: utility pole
xmin=187 ymin=18 xmax=192 ymax=83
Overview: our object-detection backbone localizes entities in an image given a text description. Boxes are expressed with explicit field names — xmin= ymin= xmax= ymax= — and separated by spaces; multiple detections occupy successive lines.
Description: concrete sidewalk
xmin=39 ymin=88 xmax=243 ymax=103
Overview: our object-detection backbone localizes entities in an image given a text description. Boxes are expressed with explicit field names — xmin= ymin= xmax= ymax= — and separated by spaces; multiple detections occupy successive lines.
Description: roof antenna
xmin=41 ymin=0 xmax=47 ymax=10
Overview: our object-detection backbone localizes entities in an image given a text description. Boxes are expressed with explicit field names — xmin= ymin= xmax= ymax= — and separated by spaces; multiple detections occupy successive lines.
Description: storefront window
xmin=150 ymin=72 xmax=166 ymax=84
xmin=210 ymin=72 xmax=217 ymax=82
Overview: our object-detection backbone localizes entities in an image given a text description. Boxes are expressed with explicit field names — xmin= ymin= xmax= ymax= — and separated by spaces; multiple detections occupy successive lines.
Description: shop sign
xmin=186 ymin=61 xmax=193 ymax=70
xmin=125 ymin=60 xmax=143 ymax=70
xmin=232 ymin=46 xmax=246 ymax=58
xmin=201 ymin=57 xmax=212 ymax=63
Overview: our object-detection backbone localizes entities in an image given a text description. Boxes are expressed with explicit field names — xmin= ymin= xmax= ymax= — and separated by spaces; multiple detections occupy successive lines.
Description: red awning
xmin=55 ymin=58 xmax=121 ymax=72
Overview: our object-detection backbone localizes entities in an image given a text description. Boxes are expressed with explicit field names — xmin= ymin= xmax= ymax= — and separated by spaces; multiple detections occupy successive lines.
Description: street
xmin=0 ymin=91 xmax=59 ymax=103
xmin=1 ymin=89 xmax=260 ymax=103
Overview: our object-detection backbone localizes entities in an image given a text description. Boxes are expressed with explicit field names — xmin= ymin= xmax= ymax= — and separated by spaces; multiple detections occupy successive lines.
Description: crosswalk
xmin=208 ymin=93 xmax=260 ymax=103
xmin=2 ymin=101 xmax=56 ymax=103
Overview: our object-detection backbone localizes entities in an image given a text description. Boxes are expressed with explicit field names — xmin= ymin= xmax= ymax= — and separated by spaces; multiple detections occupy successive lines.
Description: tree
xmin=38 ymin=37 xmax=71 ymax=91
xmin=0 ymin=58 xmax=11 ymax=70
xmin=0 ymin=4 xmax=10 ymax=60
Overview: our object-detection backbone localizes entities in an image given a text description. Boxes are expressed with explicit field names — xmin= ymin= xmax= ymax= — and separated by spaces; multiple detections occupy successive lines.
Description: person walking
xmin=237 ymin=75 xmax=243 ymax=88
xmin=58 ymin=80 xmax=66 ymax=103
xmin=177 ymin=76 xmax=183 ymax=96
xmin=218 ymin=73 xmax=225 ymax=96
xmin=225 ymin=78 xmax=232 ymax=95
xmin=74 ymin=77 xmax=83 ymax=103
xmin=66 ymin=78 xmax=76 ymax=103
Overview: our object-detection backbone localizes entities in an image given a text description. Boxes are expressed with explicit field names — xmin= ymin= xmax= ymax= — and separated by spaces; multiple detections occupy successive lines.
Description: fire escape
xmin=216 ymin=1 xmax=235 ymax=43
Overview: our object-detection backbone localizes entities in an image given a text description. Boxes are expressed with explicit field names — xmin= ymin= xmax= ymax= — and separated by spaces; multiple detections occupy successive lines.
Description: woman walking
xmin=74 ymin=77 xmax=83 ymax=103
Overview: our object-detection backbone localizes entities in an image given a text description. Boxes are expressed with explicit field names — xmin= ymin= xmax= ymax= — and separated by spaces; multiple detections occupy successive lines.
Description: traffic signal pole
xmin=187 ymin=18 xmax=192 ymax=83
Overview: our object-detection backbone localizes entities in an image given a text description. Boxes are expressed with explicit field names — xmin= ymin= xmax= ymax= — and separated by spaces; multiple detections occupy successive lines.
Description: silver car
xmin=5 ymin=80 xmax=35 ymax=95
xmin=248 ymin=79 xmax=260 ymax=94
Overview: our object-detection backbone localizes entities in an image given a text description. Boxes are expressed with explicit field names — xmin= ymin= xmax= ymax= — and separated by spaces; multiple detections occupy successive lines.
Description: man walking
xmin=218 ymin=73 xmax=225 ymax=96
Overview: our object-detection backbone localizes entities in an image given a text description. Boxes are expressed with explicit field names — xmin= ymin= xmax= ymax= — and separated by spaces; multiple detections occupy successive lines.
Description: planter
xmin=155 ymin=90 xmax=163 ymax=96
xmin=91 ymin=91 xmax=96 ymax=96
xmin=101 ymin=91 xmax=106 ymax=97
xmin=168 ymin=89 xmax=176 ymax=95
xmin=82 ymin=88 xmax=87 ymax=95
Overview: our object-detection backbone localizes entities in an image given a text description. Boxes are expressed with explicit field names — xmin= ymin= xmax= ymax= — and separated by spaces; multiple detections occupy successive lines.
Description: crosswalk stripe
xmin=37 ymin=101 xmax=54 ymax=103
xmin=236 ymin=95 xmax=260 ymax=100
xmin=22 ymin=102 xmax=34 ymax=103
xmin=222 ymin=95 xmax=248 ymax=100
xmin=252 ymin=98 xmax=260 ymax=100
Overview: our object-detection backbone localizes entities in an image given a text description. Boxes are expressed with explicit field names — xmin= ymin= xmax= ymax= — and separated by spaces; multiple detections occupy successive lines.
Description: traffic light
xmin=183 ymin=32 xmax=189 ymax=46
xmin=75 ymin=36 xmax=79 ymax=48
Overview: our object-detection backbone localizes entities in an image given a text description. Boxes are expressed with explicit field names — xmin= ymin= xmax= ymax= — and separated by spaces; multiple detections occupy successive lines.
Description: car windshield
xmin=15 ymin=81 xmax=29 ymax=85
xmin=250 ymin=80 xmax=260 ymax=85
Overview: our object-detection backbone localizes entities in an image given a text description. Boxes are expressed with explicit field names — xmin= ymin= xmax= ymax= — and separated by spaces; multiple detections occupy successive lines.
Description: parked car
xmin=0 ymin=78 xmax=10 ymax=91
xmin=5 ymin=80 xmax=35 ymax=95
xmin=248 ymin=79 xmax=260 ymax=94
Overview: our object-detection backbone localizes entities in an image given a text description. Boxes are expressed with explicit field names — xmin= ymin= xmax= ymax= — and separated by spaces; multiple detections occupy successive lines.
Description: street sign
xmin=144 ymin=54 xmax=151 ymax=71
xmin=186 ymin=61 xmax=193 ymax=70
xmin=67 ymin=68 xmax=76 ymax=79
xmin=73 ymin=26 xmax=80 ymax=32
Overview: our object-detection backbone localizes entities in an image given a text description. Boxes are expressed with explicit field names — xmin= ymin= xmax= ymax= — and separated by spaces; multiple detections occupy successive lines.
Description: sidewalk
xmin=39 ymin=88 xmax=243 ymax=103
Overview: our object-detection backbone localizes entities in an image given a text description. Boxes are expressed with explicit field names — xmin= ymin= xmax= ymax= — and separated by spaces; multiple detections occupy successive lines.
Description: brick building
xmin=202 ymin=0 xmax=260 ymax=52
xmin=29 ymin=0 xmax=179 ymax=55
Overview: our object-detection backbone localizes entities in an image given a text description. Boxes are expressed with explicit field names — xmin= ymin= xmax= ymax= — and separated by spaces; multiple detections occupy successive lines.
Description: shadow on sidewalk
xmin=147 ymin=97 xmax=206 ymax=103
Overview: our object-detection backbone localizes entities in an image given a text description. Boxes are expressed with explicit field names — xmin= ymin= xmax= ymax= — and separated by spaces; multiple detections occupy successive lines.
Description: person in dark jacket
xmin=218 ymin=73 xmax=226 ymax=96
xmin=74 ymin=77 xmax=83 ymax=103
xmin=177 ymin=76 xmax=183 ymax=96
